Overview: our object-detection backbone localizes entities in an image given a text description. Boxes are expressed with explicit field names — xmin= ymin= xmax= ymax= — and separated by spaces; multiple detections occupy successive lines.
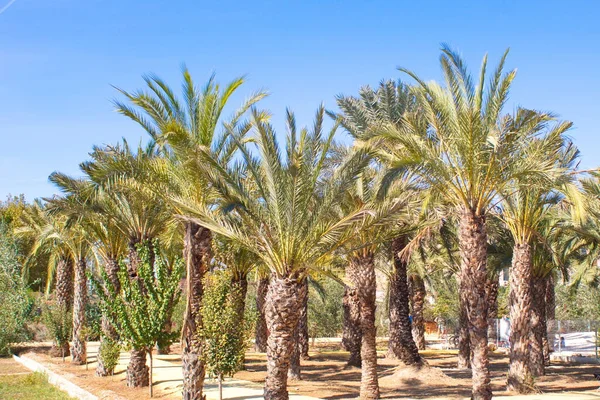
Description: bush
xmin=97 ymin=338 xmax=120 ymax=375
xmin=0 ymin=224 xmax=31 ymax=355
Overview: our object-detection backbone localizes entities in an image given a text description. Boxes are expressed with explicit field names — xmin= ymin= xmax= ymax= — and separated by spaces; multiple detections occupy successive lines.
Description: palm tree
xmin=332 ymin=80 xmax=424 ymax=368
xmin=499 ymin=130 xmax=578 ymax=392
xmin=174 ymin=106 xmax=369 ymax=400
xmin=18 ymin=202 xmax=90 ymax=361
xmin=46 ymin=173 xmax=128 ymax=375
xmin=78 ymin=141 xmax=174 ymax=387
xmin=362 ymin=46 xmax=575 ymax=399
xmin=408 ymin=273 xmax=426 ymax=350
xmin=113 ymin=70 xmax=265 ymax=400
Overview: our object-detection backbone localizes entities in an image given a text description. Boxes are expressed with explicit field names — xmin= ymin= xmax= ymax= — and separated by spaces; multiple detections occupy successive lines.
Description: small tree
xmin=201 ymin=270 xmax=251 ymax=400
xmin=95 ymin=241 xmax=182 ymax=397
xmin=42 ymin=302 xmax=72 ymax=361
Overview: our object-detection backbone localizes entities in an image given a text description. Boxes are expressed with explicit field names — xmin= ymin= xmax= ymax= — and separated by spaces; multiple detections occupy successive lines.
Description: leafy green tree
xmin=200 ymin=270 xmax=251 ymax=400
xmin=307 ymin=278 xmax=344 ymax=339
xmin=95 ymin=241 xmax=183 ymax=396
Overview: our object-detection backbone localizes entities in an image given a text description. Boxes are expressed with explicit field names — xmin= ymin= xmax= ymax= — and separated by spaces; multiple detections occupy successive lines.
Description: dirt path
xmin=14 ymin=343 xmax=600 ymax=400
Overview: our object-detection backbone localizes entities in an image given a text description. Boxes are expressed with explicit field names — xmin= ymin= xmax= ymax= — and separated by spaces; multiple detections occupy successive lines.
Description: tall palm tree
xmin=362 ymin=47 xmax=574 ymax=399
xmin=332 ymin=80 xmax=424 ymax=368
xmin=113 ymin=70 xmax=265 ymax=400
xmin=500 ymin=133 xmax=578 ymax=392
xmin=174 ymin=106 xmax=369 ymax=400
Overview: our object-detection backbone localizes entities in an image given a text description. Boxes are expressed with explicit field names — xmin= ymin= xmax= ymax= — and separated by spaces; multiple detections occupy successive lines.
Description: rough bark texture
xmin=264 ymin=274 xmax=303 ymax=400
xmin=457 ymin=289 xmax=471 ymax=369
xmin=507 ymin=242 xmax=535 ymax=393
xmin=409 ymin=274 xmax=426 ymax=350
xmin=127 ymin=348 xmax=149 ymax=387
xmin=51 ymin=256 xmax=73 ymax=358
xmin=530 ymin=275 xmax=546 ymax=377
xmin=182 ymin=223 xmax=211 ymax=400
xmin=349 ymin=253 xmax=380 ymax=400
xmin=485 ymin=274 xmax=499 ymax=343
xmin=71 ymin=258 xmax=87 ymax=365
xmin=231 ymin=273 xmax=249 ymax=326
xmin=255 ymin=277 xmax=269 ymax=353
xmin=342 ymin=284 xmax=362 ymax=368
xmin=544 ymin=274 xmax=555 ymax=362
xmin=387 ymin=236 xmax=423 ymax=365
xmin=298 ymin=278 xmax=310 ymax=360
xmin=231 ymin=272 xmax=249 ymax=367
xmin=97 ymin=258 xmax=120 ymax=376
xmin=289 ymin=277 xmax=308 ymax=381
xmin=56 ymin=257 xmax=74 ymax=309
xmin=458 ymin=210 xmax=491 ymax=400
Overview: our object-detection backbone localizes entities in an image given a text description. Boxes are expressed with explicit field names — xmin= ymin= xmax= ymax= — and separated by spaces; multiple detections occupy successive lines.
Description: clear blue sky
xmin=1 ymin=0 xmax=599 ymax=200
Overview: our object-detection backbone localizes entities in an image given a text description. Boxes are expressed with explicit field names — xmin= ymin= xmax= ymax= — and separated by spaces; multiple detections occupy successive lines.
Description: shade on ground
xmin=86 ymin=342 xmax=321 ymax=400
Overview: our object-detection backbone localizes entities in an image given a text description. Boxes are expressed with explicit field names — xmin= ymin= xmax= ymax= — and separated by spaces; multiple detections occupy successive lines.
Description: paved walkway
xmin=86 ymin=342 xmax=321 ymax=400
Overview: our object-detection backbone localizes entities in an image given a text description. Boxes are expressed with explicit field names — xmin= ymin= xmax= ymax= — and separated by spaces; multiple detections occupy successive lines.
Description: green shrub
xmin=0 ymin=224 xmax=31 ymax=355
xmin=98 ymin=338 xmax=120 ymax=374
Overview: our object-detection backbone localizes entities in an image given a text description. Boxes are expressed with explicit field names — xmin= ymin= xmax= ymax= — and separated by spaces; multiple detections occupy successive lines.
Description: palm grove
xmin=2 ymin=47 xmax=599 ymax=400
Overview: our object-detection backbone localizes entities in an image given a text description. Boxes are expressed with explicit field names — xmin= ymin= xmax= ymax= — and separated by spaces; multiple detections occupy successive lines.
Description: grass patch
xmin=0 ymin=372 xmax=73 ymax=399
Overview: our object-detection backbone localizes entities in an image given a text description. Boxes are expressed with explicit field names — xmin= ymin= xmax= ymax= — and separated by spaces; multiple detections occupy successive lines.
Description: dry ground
xmin=12 ymin=342 xmax=600 ymax=399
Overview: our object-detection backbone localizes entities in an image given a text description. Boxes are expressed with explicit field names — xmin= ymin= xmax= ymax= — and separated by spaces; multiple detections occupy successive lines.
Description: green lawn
xmin=0 ymin=372 xmax=73 ymax=399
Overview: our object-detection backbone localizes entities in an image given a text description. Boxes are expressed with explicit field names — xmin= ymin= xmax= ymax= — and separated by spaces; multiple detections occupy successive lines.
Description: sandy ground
xmin=12 ymin=342 xmax=600 ymax=400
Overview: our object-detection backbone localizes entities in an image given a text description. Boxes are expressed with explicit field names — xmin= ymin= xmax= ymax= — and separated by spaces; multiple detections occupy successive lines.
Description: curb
xmin=13 ymin=354 xmax=98 ymax=400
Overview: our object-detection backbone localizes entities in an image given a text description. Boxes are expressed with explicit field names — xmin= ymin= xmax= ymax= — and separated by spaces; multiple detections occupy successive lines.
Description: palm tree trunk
xmin=97 ymin=257 xmax=120 ymax=376
xmin=458 ymin=210 xmax=491 ymax=400
xmin=127 ymin=348 xmax=149 ymax=387
xmin=255 ymin=277 xmax=269 ymax=353
xmin=387 ymin=236 xmax=423 ymax=365
xmin=485 ymin=274 xmax=499 ymax=344
xmin=289 ymin=277 xmax=308 ymax=380
xmin=231 ymin=273 xmax=249 ymax=324
xmin=56 ymin=256 xmax=74 ymax=309
xmin=530 ymin=275 xmax=546 ymax=377
xmin=71 ymin=258 xmax=87 ymax=365
xmin=342 ymin=283 xmax=362 ymax=367
xmin=50 ymin=256 xmax=73 ymax=358
xmin=457 ymin=289 xmax=471 ymax=369
xmin=264 ymin=273 xmax=303 ymax=400
xmin=299 ymin=278 xmax=310 ymax=360
xmin=231 ymin=272 xmax=249 ymax=368
xmin=409 ymin=274 xmax=426 ymax=350
xmin=507 ymin=242 xmax=535 ymax=393
xmin=544 ymin=274 xmax=555 ymax=362
xmin=349 ymin=253 xmax=379 ymax=400
xmin=182 ymin=222 xmax=211 ymax=400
